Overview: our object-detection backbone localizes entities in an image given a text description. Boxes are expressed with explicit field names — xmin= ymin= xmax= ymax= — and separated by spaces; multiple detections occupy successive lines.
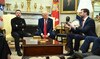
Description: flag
xmin=0 ymin=11 xmax=3 ymax=29
xmin=51 ymin=0 xmax=59 ymax=27
xmin=0 ymin=4 xmax=4 ymax=29
xmin=0 ymin=0 xmax=5 ymax=5
xmin=0 ymin=16 xmax=3 ymax=29
xmin=0 ymin=4 xmax=4 ymax=11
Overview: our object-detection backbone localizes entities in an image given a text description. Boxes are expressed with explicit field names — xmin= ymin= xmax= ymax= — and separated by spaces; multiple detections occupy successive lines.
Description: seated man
xmin=65 ymin=8 xmax=97 ymax=55
xmin=0 ymin=33 xmax=11 ymax=59
xmin=11 ymin=10 xmax=30 ymax=56
xmin=0 ymin=15 xmax=11 ymax=59
xmin=68 ymin=36 xmax=100 ymax=59
xmin=35 ymin=11 xmax=55 ymax=39
xmin=80 ymin=36 xmax=99 ymax=53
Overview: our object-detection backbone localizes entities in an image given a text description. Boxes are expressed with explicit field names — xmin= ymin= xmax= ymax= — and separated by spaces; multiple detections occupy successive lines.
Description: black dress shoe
xmin=67 ymin=56 xmax=77 ymax=59
xmin=17 ymin=51 xmax=22 ymax=56
xmin=74 ymin=52 xmax=83 ymax=58
xmin=67 ymin=52 xmax=83 ymax=59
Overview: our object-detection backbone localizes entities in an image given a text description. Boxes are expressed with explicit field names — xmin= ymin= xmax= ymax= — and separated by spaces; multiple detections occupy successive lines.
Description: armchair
xmin=3 ymin=14 xmax=15 ymax=41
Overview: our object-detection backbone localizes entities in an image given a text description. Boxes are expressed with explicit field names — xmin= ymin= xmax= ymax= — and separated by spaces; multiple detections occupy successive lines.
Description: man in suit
xmin=0 ymin=33 xmax=11 ymax=59
xmin=35 ymin=11 xmax=55 ymax=39
xmin=68 ymin=36 xmax=100 ymax=59
xmin=80 ymin=36 xmax=100 ymax=53
xmin=65 ymin=8 xmax=97 ymax=55
xmin=11 ymin=10 xmax=29 ymax=56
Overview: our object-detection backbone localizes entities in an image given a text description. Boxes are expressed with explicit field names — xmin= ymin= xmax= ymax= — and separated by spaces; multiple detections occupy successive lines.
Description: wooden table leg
xmin=46 ymin=56 xmax=49 ymax=59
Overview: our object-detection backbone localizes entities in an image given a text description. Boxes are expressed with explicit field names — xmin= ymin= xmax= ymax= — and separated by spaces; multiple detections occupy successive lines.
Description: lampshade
xmin=0 ymin=10 xmax=3 ymax=16
xmin=77 ymin=0 xmax=93 ymax=12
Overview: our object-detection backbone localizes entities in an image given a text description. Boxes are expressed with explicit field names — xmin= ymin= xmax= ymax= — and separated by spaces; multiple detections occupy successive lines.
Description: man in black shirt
xmin=11 ymin=10 xmax=28 ymax=56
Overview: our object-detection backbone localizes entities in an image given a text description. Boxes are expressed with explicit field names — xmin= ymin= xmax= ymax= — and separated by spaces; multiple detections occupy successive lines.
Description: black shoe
xmin=68 ymin=52 xmax=83 ymax=59
xmin=74 ymin=52 xmax=83 ymax=58
xmin=67 ymin=56 xmax=77 ymax=59
xmin=67 ymin=53 xmax=78 ymax=59
xmin=17 ymin=51 xmax=22 ymax=56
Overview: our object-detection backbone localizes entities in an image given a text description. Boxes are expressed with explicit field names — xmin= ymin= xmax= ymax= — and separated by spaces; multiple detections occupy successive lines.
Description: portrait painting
xmin=60 ymin=0 xmax=78 ymax=13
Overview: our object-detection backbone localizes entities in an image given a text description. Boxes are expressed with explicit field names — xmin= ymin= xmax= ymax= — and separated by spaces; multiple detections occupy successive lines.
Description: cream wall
xmin=3 ymin=0 xmax=100 ymax=41
xmin=5 ymin=0 xmax=52 ymax=12
xmin=5 ymin=0 xmax=77 ymax=24
xmin=94 ymin=2 xmax=100 ymax=17
xmin=60 ymin=14 xmax=76 ymax=23
xmin=5 ymin=0 xmax=99 ymax=21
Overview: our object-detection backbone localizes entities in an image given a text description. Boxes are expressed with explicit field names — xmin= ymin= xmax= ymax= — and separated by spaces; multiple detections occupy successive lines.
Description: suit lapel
xmin=42 ymin=18 xmax=44 ymax=29
xmin=83 ymin=17 xmax=90 ymax=28
xmin=47 ymin=18 xmax=49 ymax=30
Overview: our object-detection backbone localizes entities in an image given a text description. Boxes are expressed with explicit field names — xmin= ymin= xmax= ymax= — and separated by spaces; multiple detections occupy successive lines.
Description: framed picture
xmin=60 ymin=0 xmax=78 ymax=13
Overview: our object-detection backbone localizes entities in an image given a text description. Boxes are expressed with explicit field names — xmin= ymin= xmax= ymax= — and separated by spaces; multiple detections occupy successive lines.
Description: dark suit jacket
xmin=0 ymin=35 xmax=11 ymax=59
xmin=11 ymin=17 xmax=26 ymax=32
xmin=37 ymin=18 xmax=53 ymax=35
xmin=71 ymin=17 xmax=97 ymax=37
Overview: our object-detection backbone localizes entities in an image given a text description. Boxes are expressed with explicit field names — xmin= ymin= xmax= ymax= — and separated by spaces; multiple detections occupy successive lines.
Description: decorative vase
xmin=6 ymin=3 xmax=11 ymax=11
xmin=27 ymin=0 xmax=31 ymax=12
xmin=14 ymin=2 xmax=18 ymax=11
xmin=34 ymin=3 xmax=37 ymax=11
xmin=21 ymin=2 xmax=24 ymax=11
xmin=40 ymin=4 xmax=43 ymax=12
xmin=46 ymin=6 xmax=51 ymax=13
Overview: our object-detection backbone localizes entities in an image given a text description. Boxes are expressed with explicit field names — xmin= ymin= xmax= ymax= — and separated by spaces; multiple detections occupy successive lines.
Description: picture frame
xmin=60 ymin=0 xmax=78 ymax=13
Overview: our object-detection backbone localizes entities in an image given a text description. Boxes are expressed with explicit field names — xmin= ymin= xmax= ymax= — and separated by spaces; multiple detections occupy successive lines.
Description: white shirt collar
xmin=82 ymin=16 xmax=89 ymax=27
xmin=44 ymin=19 xmax=48 ymax=23
xmin=84 ymin=16 xmax=88 ymax=22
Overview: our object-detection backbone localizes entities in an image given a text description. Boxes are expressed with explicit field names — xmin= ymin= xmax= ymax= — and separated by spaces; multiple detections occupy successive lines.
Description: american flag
xmin=0 ymin=4 xmax=4 ymax=11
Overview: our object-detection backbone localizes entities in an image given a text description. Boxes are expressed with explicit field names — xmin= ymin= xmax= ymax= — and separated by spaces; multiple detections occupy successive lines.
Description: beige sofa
xmin=3 ymin=14 xmax=15 ymax=41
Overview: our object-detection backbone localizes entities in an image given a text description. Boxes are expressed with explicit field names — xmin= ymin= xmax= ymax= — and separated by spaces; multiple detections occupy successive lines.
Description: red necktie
xmin=44 ymin=20 xmax=47 ymax=39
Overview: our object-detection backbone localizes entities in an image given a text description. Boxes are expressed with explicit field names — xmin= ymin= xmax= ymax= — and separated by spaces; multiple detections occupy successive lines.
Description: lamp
xmin=0 ymin=10 xmax=3 ymax=16
xmin=77 ymin=0 xmax=93 ymax=12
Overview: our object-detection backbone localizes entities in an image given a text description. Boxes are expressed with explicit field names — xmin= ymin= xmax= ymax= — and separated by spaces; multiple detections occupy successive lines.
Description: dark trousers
xmin=73 ymin=48 xmax=100 ymax=58
xmin=92 ymin=38 xmax=100 ymax=55
xmin=0 ymin=35 xmax=11 ymax=59
xmin=80 ymin=36 xmax=99 ymax=53
xmin=11 ymin=31 xmax=30 ymax=52
xmin=67 ymin=33 xmax=85 ymax=52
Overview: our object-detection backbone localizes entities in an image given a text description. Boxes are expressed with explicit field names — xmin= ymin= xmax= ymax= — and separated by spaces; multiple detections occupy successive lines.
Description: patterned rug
xmin=10 ymin=46 xmax=70 ymax=59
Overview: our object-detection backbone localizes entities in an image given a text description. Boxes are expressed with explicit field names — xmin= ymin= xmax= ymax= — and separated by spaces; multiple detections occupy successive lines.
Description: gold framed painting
xmin=60 ymin=0 xmax=78 ymax=13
